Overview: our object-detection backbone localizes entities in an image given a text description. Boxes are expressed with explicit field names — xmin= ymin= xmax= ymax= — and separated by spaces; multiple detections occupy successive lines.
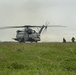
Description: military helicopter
xmin=0 ymin=25 xmax=65 ymax=43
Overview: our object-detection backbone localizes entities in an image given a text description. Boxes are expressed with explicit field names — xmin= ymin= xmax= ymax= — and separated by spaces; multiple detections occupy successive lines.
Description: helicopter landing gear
xmin=19 ymin=38 xmax=25 ymax=43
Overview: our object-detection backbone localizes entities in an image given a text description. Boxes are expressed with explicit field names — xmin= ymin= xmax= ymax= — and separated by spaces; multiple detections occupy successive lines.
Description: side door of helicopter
xmin=16 ymin=30 xmax=28 ymax=42
xmin=24 ymin=31 xmax=29 ymax=41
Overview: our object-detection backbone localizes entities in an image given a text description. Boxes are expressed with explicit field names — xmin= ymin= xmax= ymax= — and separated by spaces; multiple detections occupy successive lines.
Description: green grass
xmin=0 ymin=42 xmax=76 ymax=75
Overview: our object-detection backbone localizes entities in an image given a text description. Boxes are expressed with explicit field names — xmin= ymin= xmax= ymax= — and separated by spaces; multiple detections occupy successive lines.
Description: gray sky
xmin=0 ymin=0 xmax=76 ymax=42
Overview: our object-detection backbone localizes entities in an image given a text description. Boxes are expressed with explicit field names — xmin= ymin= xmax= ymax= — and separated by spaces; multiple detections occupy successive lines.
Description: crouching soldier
xmin=71 ymin=37 xmax=75 ymax=42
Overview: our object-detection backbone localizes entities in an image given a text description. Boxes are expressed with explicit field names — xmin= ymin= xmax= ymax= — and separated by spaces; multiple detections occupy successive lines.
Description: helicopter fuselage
xmin=14 ymin=28 xmax=40 ymax=43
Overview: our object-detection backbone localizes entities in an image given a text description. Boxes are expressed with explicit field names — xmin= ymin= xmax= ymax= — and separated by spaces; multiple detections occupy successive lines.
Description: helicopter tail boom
xmin=39 ymin=25 xmax=46 ymax=34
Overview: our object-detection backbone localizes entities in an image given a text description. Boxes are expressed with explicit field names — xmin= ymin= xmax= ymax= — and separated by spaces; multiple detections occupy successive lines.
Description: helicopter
xmin=0 ymin=25 xmax=65 ymax=43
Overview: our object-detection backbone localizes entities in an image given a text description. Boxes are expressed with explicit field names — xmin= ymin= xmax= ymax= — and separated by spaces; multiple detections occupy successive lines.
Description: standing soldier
xmin=71 ymin=37 xmax=75 ymax=42
xmin=63 ymin=38 xmax=66 ymax=43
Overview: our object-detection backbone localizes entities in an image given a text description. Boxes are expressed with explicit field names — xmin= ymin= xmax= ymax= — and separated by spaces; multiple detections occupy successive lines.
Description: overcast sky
xmin=0 ymin=0 xmax=76 ymax=42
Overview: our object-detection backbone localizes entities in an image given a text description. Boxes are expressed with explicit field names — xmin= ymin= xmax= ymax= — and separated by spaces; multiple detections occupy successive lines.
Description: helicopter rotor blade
xmin=0 ymin=25 xmax=66 ymax=30
xmin=47 ymin=25 xmax=66 ymax=27
xmin=0 ymin=26 xmax=26 ymax=30
xmin=42 ymin=22 xmax=49 ymax=34
xmin=0 ymin=25 xmax=42 ymax=30
xmin=42 ymin=24 xmax=66 ymax=34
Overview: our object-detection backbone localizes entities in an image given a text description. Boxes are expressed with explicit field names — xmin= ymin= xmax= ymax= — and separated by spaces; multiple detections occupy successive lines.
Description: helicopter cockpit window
xmin=27 ymin=29 xmax=32 ymax=34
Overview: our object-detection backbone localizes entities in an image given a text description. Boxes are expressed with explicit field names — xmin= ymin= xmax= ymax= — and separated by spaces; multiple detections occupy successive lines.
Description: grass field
xmin=0 ymin=42 xmax=76 ymax=75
